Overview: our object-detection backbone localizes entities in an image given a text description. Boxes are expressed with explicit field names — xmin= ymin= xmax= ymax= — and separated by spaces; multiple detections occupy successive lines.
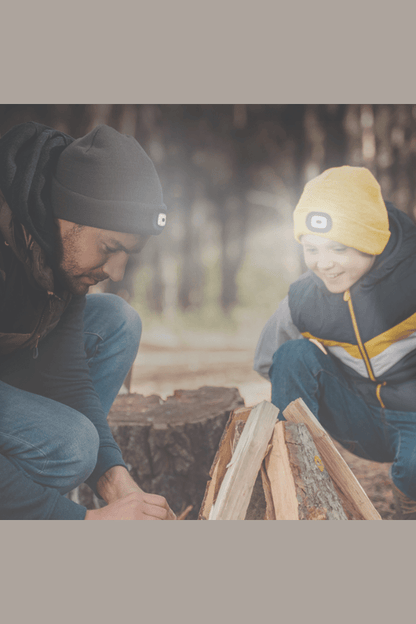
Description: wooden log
xmin=265 ymin=422 xmax=348 ymax=520
xmin=198 ymin=406 xmax=253 ymax=519
xmin=208 ymin=401 xmax=279 ymax=520
xmin=68 ymin=386 xmax=244 ymax=519
xmin=283 ymin=398 xmax=381 ymax=520
xmin=201 ymin=402 xmax=349 ymax=521
xmin=264 ymin=422 xmax=298 ymax=520
xmin=229 ymin=418 xmax=270 ymax=519
xmin=200 ymin=408 xmax=270 ymax=520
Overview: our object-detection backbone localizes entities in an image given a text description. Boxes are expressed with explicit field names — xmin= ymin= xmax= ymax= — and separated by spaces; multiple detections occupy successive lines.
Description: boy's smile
xmin=301 ymin=234 xmax=376 ymax=293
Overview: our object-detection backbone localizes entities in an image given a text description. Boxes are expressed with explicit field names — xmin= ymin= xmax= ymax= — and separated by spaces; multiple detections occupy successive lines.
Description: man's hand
xmin=85 ymin=490 xmax=176 ymax=520
xmin=85 ymin=465 xmax=176 ymax=520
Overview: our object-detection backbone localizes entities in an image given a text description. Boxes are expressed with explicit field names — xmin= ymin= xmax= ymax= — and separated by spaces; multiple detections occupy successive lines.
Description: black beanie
xmin=50 ymin=125 xmax=167 ymax=235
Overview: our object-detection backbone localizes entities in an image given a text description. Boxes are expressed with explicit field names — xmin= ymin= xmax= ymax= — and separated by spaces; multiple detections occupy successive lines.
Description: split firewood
xmin=283 ymin=398 xmax=381 ymax=520
xmin=199 ymin=406 xmax=253 ymax=519
xmin=208 ymin=401 xmax=279 ymax=520
xmin=200 ymin=400 xmax=361 ymax=520
xmin=264 ymin=422 xmax=348 ymax=520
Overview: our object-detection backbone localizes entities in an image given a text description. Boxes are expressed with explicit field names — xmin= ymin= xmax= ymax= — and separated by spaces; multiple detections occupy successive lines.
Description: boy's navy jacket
xmin=254 ymin=202 xmax=416 ymax=412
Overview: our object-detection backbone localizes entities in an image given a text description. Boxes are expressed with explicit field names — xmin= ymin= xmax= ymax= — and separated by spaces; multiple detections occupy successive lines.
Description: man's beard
xmin=54 ymin=265 xmax=92 ymax=296
xmin=53 ymin=223 xmax=105 ymax=296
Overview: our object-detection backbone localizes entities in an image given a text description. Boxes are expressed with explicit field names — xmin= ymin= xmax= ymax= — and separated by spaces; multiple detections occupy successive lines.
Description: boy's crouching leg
xmin=270 ymin=339 xmax=333 ymax=418
xmin=390 ymin=429 xmax=416 ymax=519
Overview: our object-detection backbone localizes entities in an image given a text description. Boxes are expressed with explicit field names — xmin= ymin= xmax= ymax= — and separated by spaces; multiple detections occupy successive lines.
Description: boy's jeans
xmin=0 ymin=293 xmax=141 ymax=494
xmin=270 ymin=339 xmax=416 ymax=500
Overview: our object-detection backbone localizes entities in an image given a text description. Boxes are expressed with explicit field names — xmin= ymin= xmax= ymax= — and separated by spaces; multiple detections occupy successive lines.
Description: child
xmin=254 ymin=166 xmax=416 ymax=519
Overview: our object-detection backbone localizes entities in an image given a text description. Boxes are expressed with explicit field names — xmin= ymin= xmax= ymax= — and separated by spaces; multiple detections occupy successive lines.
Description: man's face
xmin=301 ymin=234 xmax=376 ymax=293
xmin=54 ymin=219 xmax=149 ymax=296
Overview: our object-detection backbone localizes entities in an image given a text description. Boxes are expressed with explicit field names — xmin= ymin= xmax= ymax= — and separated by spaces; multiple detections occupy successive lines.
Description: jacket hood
xmin=359 ymin=201 xmax=416 ymax=289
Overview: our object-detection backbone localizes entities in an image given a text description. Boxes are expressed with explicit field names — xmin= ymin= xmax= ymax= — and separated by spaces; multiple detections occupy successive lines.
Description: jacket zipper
xmin=343 ymin=289 xmax=386 ymax=408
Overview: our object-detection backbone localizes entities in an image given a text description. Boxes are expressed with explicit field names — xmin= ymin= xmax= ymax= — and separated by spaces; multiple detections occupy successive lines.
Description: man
xmin=0 ymin=121 xmax=176 ymax=520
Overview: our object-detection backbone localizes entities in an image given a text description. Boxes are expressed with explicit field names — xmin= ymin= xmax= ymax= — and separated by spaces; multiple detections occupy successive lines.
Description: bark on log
xmin=68 ymin=386 xmax=244 ymax=519
xmin=283 ymin=398 xmax=382 ymax=520
xmin=265 ymin=422 xmax=348 ymax=520
xmin=200 ymin=403 xmax=351 ymax=520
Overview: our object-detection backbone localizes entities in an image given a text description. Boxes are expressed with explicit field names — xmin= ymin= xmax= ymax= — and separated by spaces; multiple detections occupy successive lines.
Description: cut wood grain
xmin=208 ymin=401 xmax=279 ymax=520
xmin=283 ymin=398 xmax=381 ymax=520
xmin=199 ymin=407 xmax=269 ymax=520
xmin=265 ymin=422 xmax=299 ymax=519
xmin=231 ymin=417 xmax=269 ymax=520
xmin=198 ymin=406 xmax=253 ymax=519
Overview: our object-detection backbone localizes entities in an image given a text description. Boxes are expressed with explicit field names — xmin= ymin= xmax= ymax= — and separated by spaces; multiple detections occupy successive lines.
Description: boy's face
xmin=301 ymin=234 xmax=376 ymax=293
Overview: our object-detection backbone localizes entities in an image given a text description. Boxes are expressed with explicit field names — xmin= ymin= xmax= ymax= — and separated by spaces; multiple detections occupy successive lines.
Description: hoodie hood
xmin=360 ymin=201 xmax=416 ymax=287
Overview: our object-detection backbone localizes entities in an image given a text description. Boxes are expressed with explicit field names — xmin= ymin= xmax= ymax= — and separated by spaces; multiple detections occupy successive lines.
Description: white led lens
xmin=310 ymin=215 xmax=328 ymax=229
xmin=157 ymin=213 xmax=167 ymax=227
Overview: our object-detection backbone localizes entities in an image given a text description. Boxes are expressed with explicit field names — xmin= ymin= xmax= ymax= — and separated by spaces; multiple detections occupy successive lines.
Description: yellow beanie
xmin=293 ymin=166 xmax=390 ymax=255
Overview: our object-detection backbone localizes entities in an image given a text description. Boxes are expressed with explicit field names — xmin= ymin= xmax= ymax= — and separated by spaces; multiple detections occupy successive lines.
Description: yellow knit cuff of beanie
xmin=293 ymin=166 xmax=391 ymax=255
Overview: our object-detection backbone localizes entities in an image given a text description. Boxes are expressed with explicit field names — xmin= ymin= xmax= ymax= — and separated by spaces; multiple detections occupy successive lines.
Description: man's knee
xmin=90 ymin=293 xmax=142 ymax=353
xmin=117 ymin=296 xmax=142 ymax=348
xmin=44 ymin=413 xmax=100 ymax=493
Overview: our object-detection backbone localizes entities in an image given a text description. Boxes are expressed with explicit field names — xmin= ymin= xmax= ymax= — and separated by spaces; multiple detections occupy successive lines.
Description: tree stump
xmin=68 ymin=386 xmax=244 ymax=519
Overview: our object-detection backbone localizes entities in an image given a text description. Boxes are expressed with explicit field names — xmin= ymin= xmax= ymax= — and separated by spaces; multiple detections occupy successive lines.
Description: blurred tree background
xmin=1 ymin=104 xmax=416 ymax=345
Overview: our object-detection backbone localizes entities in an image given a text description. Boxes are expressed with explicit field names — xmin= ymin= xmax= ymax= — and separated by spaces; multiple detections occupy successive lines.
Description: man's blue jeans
xmin=0 ymin=294 xmax=141 ymax=495
xmin=270 ymin=339 xmax=416 ymax=500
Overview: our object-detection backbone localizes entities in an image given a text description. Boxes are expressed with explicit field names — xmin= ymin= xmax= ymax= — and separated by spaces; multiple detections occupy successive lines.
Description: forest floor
xmin=128 ymin=336 xmax=396 ymax=520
